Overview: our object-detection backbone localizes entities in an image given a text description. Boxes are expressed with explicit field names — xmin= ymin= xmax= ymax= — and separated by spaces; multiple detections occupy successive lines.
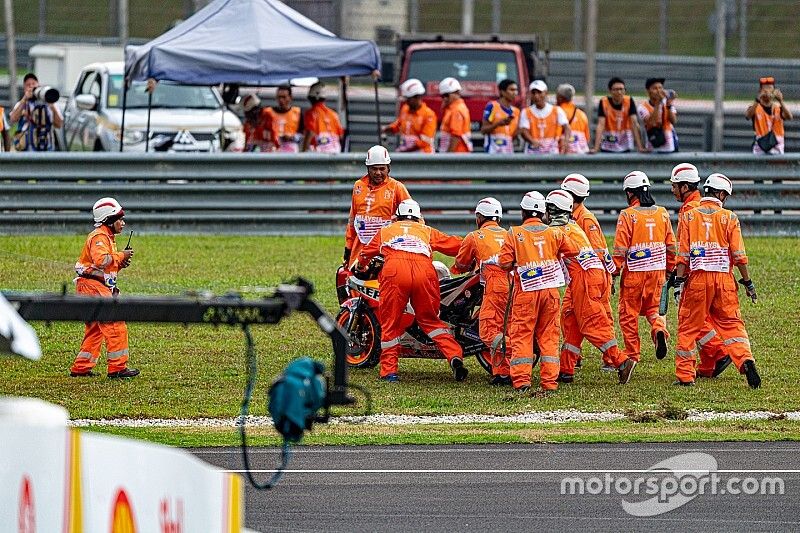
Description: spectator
xmin=590 ymin=77 xmax=645 ymax=153
xmin=519 ymin=80 xmax=570 ymax=155
xmin=9 ymin=73 xmax=64 ymax=151
xmin=638 ymin=78 xmax=678 ymax=153
xmin=241 ymin=94 xmax=274 ymax=152
xmin=383 ymin=78 xmax=437 ymax=153
xmin=555 ymin=83 xmax=590 ymax=154
xmin=480 ymin=79 xmax=520 ymax=154
xmin=0 ymin=105 xmax=11 ymax=151
xmin=438 ymin=77 xmax=472 ymax=153
xmin=745 ymin=76 xmax=792 ymax=155
xmin=303 ymin=81 xmax=344 ymax=153
xmin=265 ymin=84 xmax=303 ymax=153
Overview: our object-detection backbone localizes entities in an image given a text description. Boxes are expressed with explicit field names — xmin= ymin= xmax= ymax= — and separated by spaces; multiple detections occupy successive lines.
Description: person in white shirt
xmin=518 ymin=80 xmax=570 ymax=155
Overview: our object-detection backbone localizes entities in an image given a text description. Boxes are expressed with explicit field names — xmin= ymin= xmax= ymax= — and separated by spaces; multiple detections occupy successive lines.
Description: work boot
xmin=712 ymin=355 xmax=733 ymax=378
xmin=617 ymin=359 xmax=637 ymax=384
xmin=655 ymin=331 xmax=668 ymax=360
xmin=70 ymin=370 xmax=97 ymax=377
xmin=673 ymin=379 xmax=695 ymax=387
xmin=450 ymin=358 xmax=468 ymax=382
xmin=556 ymin=372 xmax=574 ymax=384
xmin=381 ymin=373 xmax=399 ymax=383
xmin=107 ymin=368 xmax=140 ymax=379
xmin=575 ymin=356 xmax=582 ymax=369
xmin=600 ymin=363 xmax=616 ymax=372
xmin=742 ymin=360 xmax=761 ymax=389
xmin=489 ymin=375 xmax=512 ymax=386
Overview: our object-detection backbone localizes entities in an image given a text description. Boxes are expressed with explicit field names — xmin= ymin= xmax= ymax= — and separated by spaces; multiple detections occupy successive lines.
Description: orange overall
xmin=498 ymin=217 xmax=572 ymax=390
xmin=675 ymin=198 xmax=754 ymax=383
xmin=385 ymin=102 xmax=438 ymax=153
xmin=304 ymin=102 xmax=343 ymax=153
xmin=439 ymin=98 xmax=472 ymax=153
xmin=358 ymin=220 xmax=463 ymax=377
xmin=559 ymin=223 xmax=628 ymax=376
xmin=612 ymin=201 xmax=676 ymax=361
xmin=70 ymin=225 xmax=130 ymax=375
xmin=451 ymin=221 xmax=510 ymax=376
xmin=561 ymin=203 xmax=616 ymax=365
xmin=677 ymin=190 xmax=729 ymax=376
xmin=345 ymin=175 xmax=411 ymax=265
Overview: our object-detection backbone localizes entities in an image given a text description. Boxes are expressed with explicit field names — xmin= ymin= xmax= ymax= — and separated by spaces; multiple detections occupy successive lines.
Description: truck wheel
xmin=336 ymin=306 xmax=381 ymax=368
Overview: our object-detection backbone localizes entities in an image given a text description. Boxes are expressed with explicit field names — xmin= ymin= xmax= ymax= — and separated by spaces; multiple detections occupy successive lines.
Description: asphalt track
xmin=193 ymin=442 xmax=800 ymax=532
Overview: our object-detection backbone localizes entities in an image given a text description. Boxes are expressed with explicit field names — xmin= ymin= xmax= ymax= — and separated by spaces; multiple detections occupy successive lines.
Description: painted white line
xmin=69 ymin=409 xmax=800 ymax=428
xmin=220 ymin=468 xmax=800 ymax=474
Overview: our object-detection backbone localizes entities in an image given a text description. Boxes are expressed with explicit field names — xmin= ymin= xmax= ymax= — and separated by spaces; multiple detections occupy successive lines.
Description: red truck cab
xmin=397 ymin=35 xmax=538 ymax=130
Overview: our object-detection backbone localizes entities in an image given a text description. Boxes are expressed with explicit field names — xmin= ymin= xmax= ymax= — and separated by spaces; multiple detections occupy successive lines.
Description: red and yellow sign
xmin=110 ymin=489 xmax=137 ymax=533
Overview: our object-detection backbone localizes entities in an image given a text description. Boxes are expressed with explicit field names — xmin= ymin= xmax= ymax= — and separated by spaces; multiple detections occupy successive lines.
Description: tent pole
xmin=341 ymin=76 xmax=350 ymax=153
xmin=119 ymin=77 xmax=128 ymax=152
xmin=373 ymin=79 xmax=381 ymax=145
xmin=145 ymin=89 xmax=152 ymax=153
xmin=219 ymin=92 xmax=225 ymax=152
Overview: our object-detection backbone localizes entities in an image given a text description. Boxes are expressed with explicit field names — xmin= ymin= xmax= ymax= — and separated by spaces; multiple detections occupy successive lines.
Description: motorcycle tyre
xmin=337 ymin=306 xmax=381 ymax=369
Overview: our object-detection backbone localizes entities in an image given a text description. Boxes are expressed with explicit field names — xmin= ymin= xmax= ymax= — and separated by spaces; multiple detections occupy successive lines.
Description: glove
xmin=672 ymin=276 xmax=686 ymax=305
xmin=739 ymin=278 xmax=757 ymax=304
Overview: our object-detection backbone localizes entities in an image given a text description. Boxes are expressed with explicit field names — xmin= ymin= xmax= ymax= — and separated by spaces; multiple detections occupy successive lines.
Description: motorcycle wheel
xmin=336 ymin=306 xmax=381 ymax=368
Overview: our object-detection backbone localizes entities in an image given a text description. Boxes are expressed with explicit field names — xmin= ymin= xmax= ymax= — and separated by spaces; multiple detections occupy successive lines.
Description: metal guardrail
xmin=0 ymin=152 xmax=798 ymax=236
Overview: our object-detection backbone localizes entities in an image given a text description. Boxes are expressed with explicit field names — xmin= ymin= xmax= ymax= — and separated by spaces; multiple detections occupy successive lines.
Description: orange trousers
xmin=480 ymin=268 xmax=510 ymax=376
xmin=676 ymin=271 xmax=753 ymax=382
xmin=508 ymin=286 xmax=561 ymax=390
xmin=618 ymin=270 xmax=669 ymax=361
xmin=695 ymin=322 xmax=729 ymax=378
xmin=560 ymin=269 xmax=627 ymax=375
xmin=378 ymin=254 xmax=463 ymax=377
xmin=70 ymin=278 xmax=129 ymax=374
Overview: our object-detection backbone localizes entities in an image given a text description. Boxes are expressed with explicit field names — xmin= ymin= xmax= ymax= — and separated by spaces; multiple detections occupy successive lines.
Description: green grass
xmin=1 ymin=235 xmax=799 ymax=444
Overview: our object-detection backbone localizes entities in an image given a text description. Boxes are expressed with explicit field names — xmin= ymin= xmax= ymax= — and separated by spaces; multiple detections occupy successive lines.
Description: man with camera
xmin=9 ymin=73 xmax=63 ymax=152
xmin=745 ymin=76 xmax=792 ymax=155
xmin=638 ymin=78 xmax=677 ymax=153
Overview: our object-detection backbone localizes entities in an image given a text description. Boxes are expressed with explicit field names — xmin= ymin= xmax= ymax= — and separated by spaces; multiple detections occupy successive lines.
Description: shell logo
xmin=110 ymin=489 xmax=137 ymax=533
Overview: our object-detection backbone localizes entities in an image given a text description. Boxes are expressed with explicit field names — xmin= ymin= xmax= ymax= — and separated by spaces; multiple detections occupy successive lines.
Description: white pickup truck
xmin=62 ymin=62 xmax=243 ymax=152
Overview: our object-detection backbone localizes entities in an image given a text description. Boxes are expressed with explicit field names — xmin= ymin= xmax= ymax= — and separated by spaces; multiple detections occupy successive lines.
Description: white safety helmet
xmin=560 ymin=173 xmax=591 ymax=197
xmin=622 ymin=170 xmax=651 ymax=190
xmin=365 ymin=145 xmax=391 ymax=166
xmin=307 ymin=81 xmax=326 ymax=100
xmin=396 ymin=199 xmax=422 ymax=219
xmin=545 ymin=190 xmax=574 ymax=212
xmin=475 ymin=197 xmax=503 ymax=218
xmin=242 ymin=94 xmax=260 ymax=112
xmin=670 ymin=163 xmax=701 ymax=184
xmin=400 ymin=78 xmax=426 ymax=98
xmin=520 ymin=191 xmax=546 ymax=213
xmin=703 ymin=173 xmax=733 ymax=195
xmin=432 ymin=260 xmax=451 ymax=281
xmin=438 ymin=77 xmax=462 ymax=95
xmin=92 ymin=197 xmax=124 ymax=226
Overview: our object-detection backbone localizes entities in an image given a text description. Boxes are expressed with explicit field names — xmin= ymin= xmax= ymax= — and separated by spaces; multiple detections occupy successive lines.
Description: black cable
xmin=238 ymin=324 xmax=290 ymax=490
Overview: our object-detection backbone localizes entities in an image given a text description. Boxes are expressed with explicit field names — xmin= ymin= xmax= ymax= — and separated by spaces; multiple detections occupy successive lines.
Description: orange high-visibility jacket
xmin=345 ymin=176 xmax=411 ymax=260
xmin=358 ymin=219 xmax=462 ymax=267
xmin=243 ymin=108 xmax=273 ymax=152
xmin=677 ymin=198 xmax=749 ymax=274
xmin=266 ymin=106 xmax=302 ymax=152
xmin=559 ymin=102 xmax=590 ymax=154
xmin=613 ymin=202 xmax=677 ymax=273
xmin=386 ymin=102 xmax=438 ymax=153
xmin=558 ymin=222 xmax=605 ymax=282
xmin=498 ymin=217 xmax=574 ymax=292
xmin=439 ymin=98 xmax=472 ymax=153
xmin=483 ymin=100 xmax=520 ymax=154
xmin=74 ymin=225 xmax=126 ymax=289
xmin=600 ymin=95 xmax=635 ymax=152
xmin=451 ymin=221 xmax=508 ymax=276
xmin=304 ymin=102 xmax=343 ymax=152
xmin=572 ymin=203 xmax=615 ymax=274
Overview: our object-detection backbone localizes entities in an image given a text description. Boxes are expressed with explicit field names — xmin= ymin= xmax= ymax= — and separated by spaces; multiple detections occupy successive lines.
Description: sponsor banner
xmin=0 ymin=423 xmax=68 ymax=533
xmin=79 ymin=432 xmax=242 ymax=533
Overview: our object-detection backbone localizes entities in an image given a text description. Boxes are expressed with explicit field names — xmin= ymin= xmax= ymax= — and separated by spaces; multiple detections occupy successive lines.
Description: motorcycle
xmin=335 ymin=257 xmax=493 ymax=373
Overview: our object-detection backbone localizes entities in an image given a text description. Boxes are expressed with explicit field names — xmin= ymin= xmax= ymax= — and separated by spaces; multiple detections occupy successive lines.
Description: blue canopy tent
xmin=121 ymin=0 xmax=382 ymax=151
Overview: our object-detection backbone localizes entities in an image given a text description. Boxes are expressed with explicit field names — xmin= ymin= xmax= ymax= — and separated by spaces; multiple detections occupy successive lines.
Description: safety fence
xmin=0 ymin=152 xmax=798 ymax=236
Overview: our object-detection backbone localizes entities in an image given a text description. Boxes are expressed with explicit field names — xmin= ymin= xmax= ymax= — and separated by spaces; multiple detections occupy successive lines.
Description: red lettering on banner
xmin=18 ymin=475 xmax=35 ymax=533
xmin=159 ymin=497 xmax=185 ymax=533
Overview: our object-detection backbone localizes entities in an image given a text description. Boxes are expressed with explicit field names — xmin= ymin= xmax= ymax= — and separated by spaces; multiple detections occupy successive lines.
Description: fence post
xmin=713 ymin=0 xmax=727 ymax=152
xmin=659 ymin=0 xmax=668 ymax=54
xmin=461 ymin=0 xmax=473 ymax=35
xmin=738 ymin=0 xmax=747 ymax=58
xmin=573 ymin=0 xmax=582 ymax=51
xmin=491 ymin=0 xmax=501 ymax=34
